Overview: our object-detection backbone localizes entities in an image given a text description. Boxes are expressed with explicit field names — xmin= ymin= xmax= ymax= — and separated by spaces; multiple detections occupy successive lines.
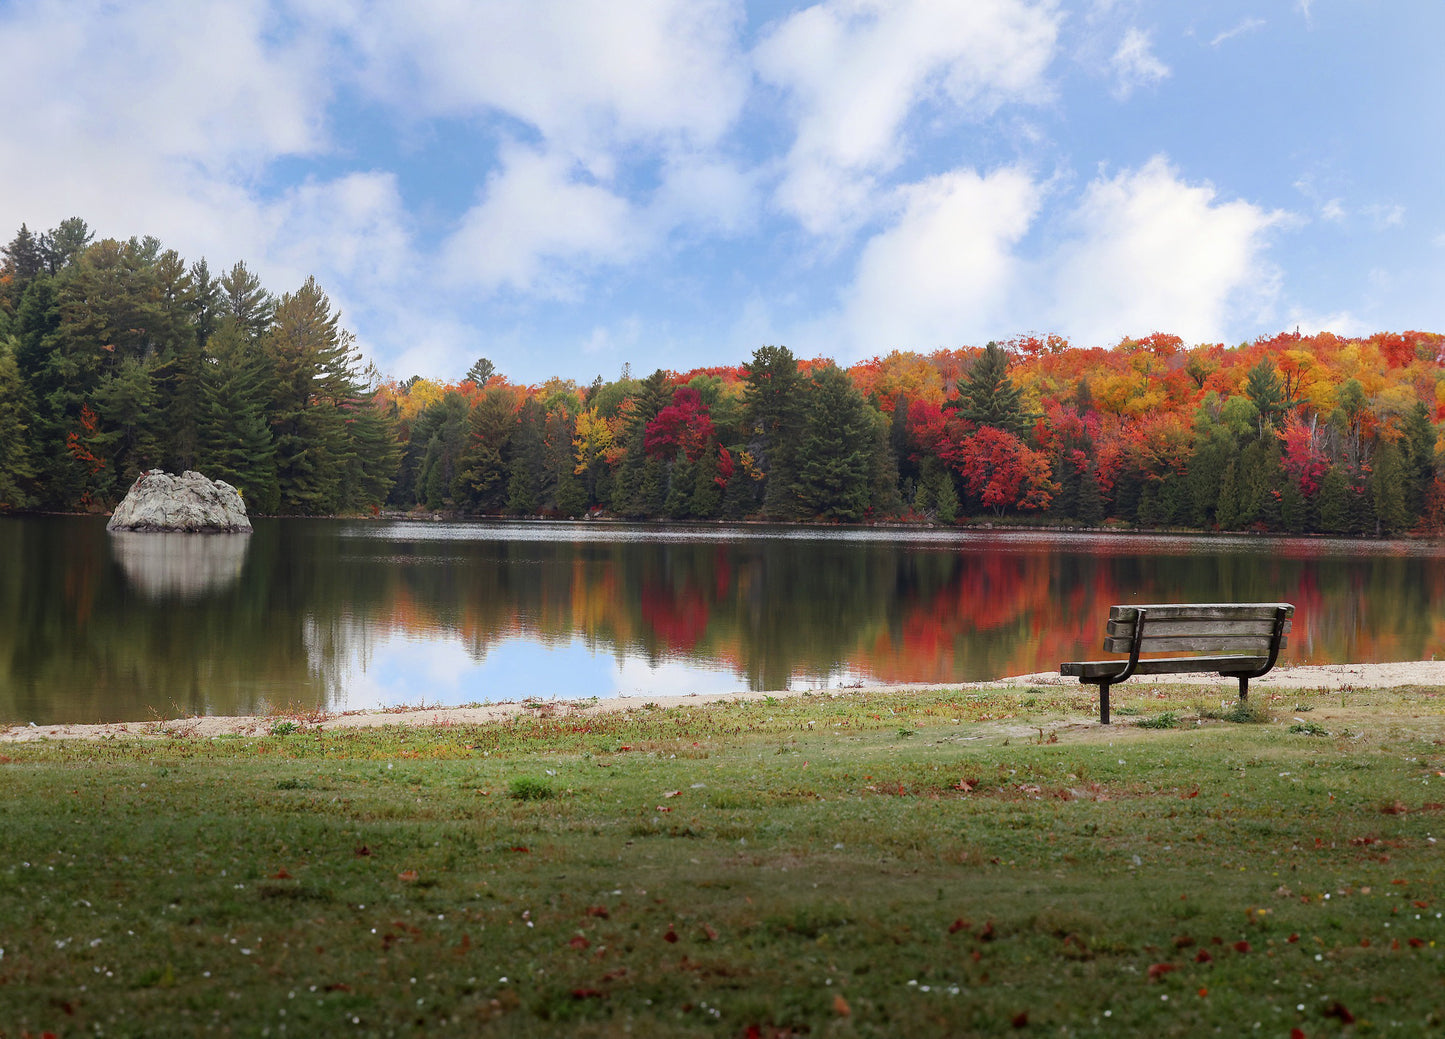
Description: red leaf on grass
xmin=978 ymin=920 xmax=996 ymax=941
xmin=663 ymin=926 xmax=679 ymax=943
xmin=571 ymin=988 xmax=605 ymax=1000
xmin=948 ymin=918 xmax=971 ymax=934
xmin=833 ymin=995 xmax=851 ymax=1016
xmin=1233 ymin=940 xmax=1251 ymax=953
xmin=1011 ymin=1010 xmax=1029 ymax=1028
xmin=271 ymin=868 xmax=293 ymax=879
xmin=586 ymin=905 xmax=610 ymax=919
xmin=569 ymin=935 xmax=590 ymax=950
xmin=1290 ymin=1030 xmax=1305 ymax=1039
xmin=1409 ymin=937 xmax=1427 ymax=948
xmin=397 ymin=870 xmax=419 ymax=882
xmin=1195 ymin=950 xmax=1213 ymax=963
xmin=1324 ymin=1002 xmax=1355 ymax=1023
xmin=1147 ymin=963 xmax=1177 ymax=980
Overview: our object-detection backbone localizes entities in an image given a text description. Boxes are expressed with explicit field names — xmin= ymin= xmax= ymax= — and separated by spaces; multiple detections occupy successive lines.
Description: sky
xmin=2 ymin=0 xmax=1442 ymax=386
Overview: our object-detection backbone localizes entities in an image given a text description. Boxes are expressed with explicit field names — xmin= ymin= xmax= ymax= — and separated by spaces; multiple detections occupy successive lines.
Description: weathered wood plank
xmin=1062 ymin=655 xmax=1270 ymax=680
xmin=1102 ymin=635 xmax=1287 ymax=654
xmin=1106 ymin=603 xmax=1293 ymax=623
xmin=1104 ymin=619 xmax=1291 ymax=639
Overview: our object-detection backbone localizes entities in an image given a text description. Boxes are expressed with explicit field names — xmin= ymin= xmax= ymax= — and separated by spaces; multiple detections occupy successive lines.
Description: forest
xmin=2 ymin=218 xmax=1443 ymax=536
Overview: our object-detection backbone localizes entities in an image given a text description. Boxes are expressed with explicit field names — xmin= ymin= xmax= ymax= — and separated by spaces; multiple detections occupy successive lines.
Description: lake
xmin=2 ymin=516 xmax=1443 ymax=725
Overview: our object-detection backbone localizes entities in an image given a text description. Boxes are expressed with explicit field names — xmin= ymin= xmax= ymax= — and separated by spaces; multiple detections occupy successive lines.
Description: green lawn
xmin=3 ymin=684 xmax=1445 ymax=1037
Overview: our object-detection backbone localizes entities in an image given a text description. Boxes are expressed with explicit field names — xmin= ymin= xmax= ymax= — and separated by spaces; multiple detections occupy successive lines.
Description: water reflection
xmin=110 ymin=531 xmax=251 ymax=599
xmin=2 ymin=516 xmax=1445 ymax=724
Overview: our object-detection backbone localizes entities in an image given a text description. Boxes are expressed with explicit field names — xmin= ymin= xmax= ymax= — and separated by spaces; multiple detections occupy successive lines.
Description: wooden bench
xmin=1061 ymin=603 xmax=1293 ymax=723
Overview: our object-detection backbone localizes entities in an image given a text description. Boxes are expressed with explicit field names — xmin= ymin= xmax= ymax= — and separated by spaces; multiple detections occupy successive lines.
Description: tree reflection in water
xmin=2 ymin=517 xmax=1443 ymax=724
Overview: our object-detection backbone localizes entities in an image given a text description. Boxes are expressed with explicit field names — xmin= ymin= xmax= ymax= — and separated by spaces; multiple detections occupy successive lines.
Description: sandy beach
xmin=4 ymin=660 xmax=1444 ymax=743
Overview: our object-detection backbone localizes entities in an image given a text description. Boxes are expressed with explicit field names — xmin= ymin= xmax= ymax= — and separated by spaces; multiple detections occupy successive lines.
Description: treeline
xmin=3 ymin=219 xmax=1445 ymax=534
xmin=0 ymin=220 xmax=397 ymax=514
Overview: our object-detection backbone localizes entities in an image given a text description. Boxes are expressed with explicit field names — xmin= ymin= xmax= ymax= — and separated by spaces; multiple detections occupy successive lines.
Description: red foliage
xmin=644 ymin=387 xmax=715 ymax=462
xmin=948 ymin=426 xmax=1055 ymax=513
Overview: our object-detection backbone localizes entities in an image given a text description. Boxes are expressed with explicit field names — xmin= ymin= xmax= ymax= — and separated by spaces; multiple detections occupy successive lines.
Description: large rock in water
xmin=106 ymin=470 xmax=253 ymax=533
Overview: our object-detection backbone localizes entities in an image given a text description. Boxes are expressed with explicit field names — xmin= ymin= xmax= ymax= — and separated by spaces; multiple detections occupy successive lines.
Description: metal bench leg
xmin=1099 ymin=682 xmax=1111 ymax=725
xmin=1238 ymin=675 xmax=1249 ymax=701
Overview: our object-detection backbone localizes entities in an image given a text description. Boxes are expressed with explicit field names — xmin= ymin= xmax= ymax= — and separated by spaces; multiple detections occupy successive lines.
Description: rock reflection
xmin=110 ymin=531 xmax=251 ymax=599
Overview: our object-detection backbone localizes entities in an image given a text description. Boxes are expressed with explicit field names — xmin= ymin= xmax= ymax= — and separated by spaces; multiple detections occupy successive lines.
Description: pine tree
xmin=0 ymin=336 xmax=36 ymax=510
xmin=948 ymin=341 xmax=1035 ymax=437
xmin=453 ymin=388 xmax=516 ymax=513
xmin=39 ymin=218 xmax=93 ymax=275
xmin=1371 ymin=441 xmax=1409 ymax=534
xmin=1401 ymin=401 xmax=1437 ymax=523
xmin=196 ymin=322 xmax=279 ymax=513
xmin=743 ymin=346 xmax=803 ymax=518
xmin=792 ymin=363 xmax=875 ymax=521
xmin=220 ymin=261 xmax=275 ymax=341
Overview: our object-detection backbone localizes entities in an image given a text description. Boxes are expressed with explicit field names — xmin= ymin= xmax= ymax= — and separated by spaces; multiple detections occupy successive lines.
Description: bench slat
xmin=1063 ymin=655 xmax=1270 ymax=680
xmin=1102 ymin=635 xmax=1288 ymax=654
xmin=1105 ymin=618 xmax=1292 ymax=638
xmin=1107 ymin=603 xmax=1293 ymax=623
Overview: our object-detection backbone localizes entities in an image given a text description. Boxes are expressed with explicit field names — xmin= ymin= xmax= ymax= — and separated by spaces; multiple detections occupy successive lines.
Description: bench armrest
xmin=1111 ymin=606 xmax=1147 ymax=685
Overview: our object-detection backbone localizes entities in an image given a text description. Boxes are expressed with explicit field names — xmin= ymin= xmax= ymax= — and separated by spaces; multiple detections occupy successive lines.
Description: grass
xmin=3 ymin=683 xmax=1445 ymax=1036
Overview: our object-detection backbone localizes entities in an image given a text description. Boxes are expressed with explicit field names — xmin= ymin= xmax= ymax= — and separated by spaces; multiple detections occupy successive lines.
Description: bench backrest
xmin=1103 ymin=603 xmax=1293 ymax=656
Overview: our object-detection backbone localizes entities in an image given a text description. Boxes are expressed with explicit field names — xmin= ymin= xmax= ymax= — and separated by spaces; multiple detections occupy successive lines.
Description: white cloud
xmin=1048 ymin=156 xmax=1284 ymax=345
xmin=1320 ymin=198 xmax=1346 ymax=222
xmin=343 ymin=0 xmax=748 ymax=155
xmin=441 ymin=144 xmax=638 ymax=297
xmin=1364 ymin=203 xmax=1406 ymax=229
xmin=841 ymin=166 xmax=1041 ymax=356
xmin=1110 ymin=27 xmax=1169 ymax=99
xmin=754 ymin=0 xmax=1060 ymax=234
xmin=1210 ymin=17 xmax=1265 ymax=47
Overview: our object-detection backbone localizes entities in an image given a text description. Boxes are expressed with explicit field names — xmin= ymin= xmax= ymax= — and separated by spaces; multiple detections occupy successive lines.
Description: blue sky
xmin=2 ymin=0 xmax=1441 ymax=386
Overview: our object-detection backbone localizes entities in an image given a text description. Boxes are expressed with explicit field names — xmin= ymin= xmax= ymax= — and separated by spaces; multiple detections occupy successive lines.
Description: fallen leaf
xmin=1194 ymin=950 xmax=1213 ymax=963
xmin=1011 ymin=1010 xmax=1029 ymax=1028
xmin=397 ymin=870 xmax=419 ymax=882
xmin=353 ymin=845 xmax=371 ymax=857
xmin=948 ymin=918 xmax=971 ymax=934
xmin=586 ymin=905 xmax=610 ymax=919
xmin=1409 ymin=937 xmax=1426 ymax=948
xmin=663 ymin=926 xmax=679 ymax=944
xmin=701 ymin=923 xmax=719 ymax=941
xmin=833 ymin=994 xmax=851 ymax=1016
xmin=571 ymin=988 xmax=604 ymax=1000
xmin=270 ymin=868 xmax=293 ymax=880
xmin=1381 ymin=801 xmax=1409 ymax=815
xmin=978 ymin=920 xmax=995 ymax=941
xmin=1233 ymin=940 xmax=1251 ymax=954
xmin=1324 ymin=1001 xmax=1355 ymax=1024
xmin=1291 ymin=1030 xmax=1305 ymax=1039
xmin=1147 ymin=962 xmax=1177 ymax=980
xmin=569 ymin=935 xmax=590 ymax=950
xmin=663 ymin=790 xmax=681 ymax=798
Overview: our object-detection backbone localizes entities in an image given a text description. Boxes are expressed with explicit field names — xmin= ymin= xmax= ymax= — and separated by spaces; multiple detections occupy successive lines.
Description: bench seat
xmin=1061 ymin=655 xmax=1270 ymax=681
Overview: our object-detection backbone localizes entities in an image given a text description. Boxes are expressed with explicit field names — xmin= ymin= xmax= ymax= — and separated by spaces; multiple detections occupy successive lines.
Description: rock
xmin=106 ymin=470 xmax=253 ymax=533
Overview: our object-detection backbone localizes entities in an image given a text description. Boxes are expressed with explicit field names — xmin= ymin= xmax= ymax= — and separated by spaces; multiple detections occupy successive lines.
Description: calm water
xmin=2 ymin=516 xmax=1443 ymax=724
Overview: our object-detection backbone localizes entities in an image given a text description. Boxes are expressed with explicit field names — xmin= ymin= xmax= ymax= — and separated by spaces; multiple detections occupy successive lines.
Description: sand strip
xmin=4 ymin=661 xmax=1444 ymax=742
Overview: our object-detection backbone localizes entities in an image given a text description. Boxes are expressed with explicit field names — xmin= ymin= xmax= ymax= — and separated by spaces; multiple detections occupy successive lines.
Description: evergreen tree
xmin=948 ymin=341 xmax=1035 ymax=437
xmin=220 ymin=261 xmax=275 ymax=341
xmin=453 ymin=388 xmax=516 ymax=513
xmin=263 ymin=277 xmax=364 ymax=513
xmin=742 ymin=345 xmax=803 ymax=518
xmin=1075 ymin=464 xmax=1104 ymax=525
xmin=1244 ymin=358 xmax=1288 ymax=435
xmin=1371 ymin=440 xmax=1409 ymax=534
xmin=1401 ymin=401 xmax=1437 ymax=523
xmin=196 ymin=322 xmax=279 ymax=513
xmin=792 ymin=363 xmax=875 ymax=521
xmin=1316 ymin=465 xmax=1351 ymax=534
xmin=39 ymin=218 xmax=93 ymax=275
xmin=506 ymin=398 xmax=547 ymax=515
xmin=1 ymin=224 xmax=45 ymax=305
xmin=0 ymin=336 xmax=36 ymax=510
xmin=465 ymin=357 xmax=495 ymax=386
